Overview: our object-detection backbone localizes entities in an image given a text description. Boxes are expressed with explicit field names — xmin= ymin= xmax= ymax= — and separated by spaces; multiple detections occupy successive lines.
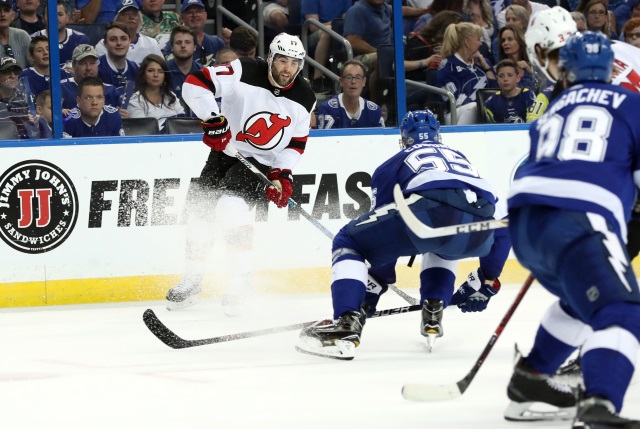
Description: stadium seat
xmin=122 ymin=117 xmax=160 ymax=136
xmin=476 ymin=89 xmax=500 ymax=123
xmin=0 ymin=119 xmax=19 ymax=139
xmin=164 ymin=118 xmax=202 ymax=135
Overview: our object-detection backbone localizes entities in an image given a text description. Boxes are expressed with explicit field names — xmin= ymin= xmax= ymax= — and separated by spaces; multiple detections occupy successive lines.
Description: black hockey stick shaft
xmin=226 ymin=146 xmax=418 ymax=305
xmin=143 ymin=303 xmax=421 ymax=349
xmin=455 ymin=274 xmax=534 ymax=393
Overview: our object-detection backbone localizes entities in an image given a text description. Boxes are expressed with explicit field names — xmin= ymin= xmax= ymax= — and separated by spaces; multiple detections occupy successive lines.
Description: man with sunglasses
xmin=316 ymin=59 xmax=384 ymax=129
xmin=0 ymin=0 xmax=30 ymax=68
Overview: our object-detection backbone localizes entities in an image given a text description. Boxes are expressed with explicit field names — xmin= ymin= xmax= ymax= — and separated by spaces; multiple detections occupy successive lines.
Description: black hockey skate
xmin=295 ymin=310 xmax=366 ymax=360
xmin=555 ymin=356 xmax=584 ymax=388
xmin=572 ymin=396 xmax=640 ymax=429
xmin=166 ymin=274 xmax=202 ymax=311
xmin=420 ymin=299 xmax=444 ymax=352
xmin=504 ymin=356 xmax=577 ymax=421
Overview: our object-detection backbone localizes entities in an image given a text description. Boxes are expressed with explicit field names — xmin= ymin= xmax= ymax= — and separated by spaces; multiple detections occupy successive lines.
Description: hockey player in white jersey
xmin=506 ymin=31 xmax=640 ymax=428
xmin=165 ymin=33 xmax=316 ymax=313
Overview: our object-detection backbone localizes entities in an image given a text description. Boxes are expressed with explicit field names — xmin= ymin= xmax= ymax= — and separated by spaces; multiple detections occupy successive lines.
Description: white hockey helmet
xmin=526 ymin=6 xmax=577 ymax=82
xmin=268 ymin=33 xmax=306 ymax=88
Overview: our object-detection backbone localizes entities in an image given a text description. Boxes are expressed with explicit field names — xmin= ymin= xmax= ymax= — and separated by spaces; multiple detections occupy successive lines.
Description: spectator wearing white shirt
xmin=127 ymin=54 xmax=184 ymax=131
xmin=497 ymin=0 xmax=549 ymax=29
xmin=95 ymin=0 xmax=162 ymax=65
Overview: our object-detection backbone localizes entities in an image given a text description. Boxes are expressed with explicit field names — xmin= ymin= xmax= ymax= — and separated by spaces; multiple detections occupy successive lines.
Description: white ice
xmin=1 ymin=283 xmax=638 ymax=429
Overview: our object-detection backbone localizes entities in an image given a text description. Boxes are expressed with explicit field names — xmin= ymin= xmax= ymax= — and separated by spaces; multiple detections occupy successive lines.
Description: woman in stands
xmin=493 ymin=5 xmax=529 ymax=62
xmin=435 ymin=22 xmax=497 ymax=125
xmin=464 ymin=0 xmax=495 ymax=54
xmin=622 ymin=17 xmax=640 ymax=48
xmin=127 ymin=54 xmax=184 ymax=132
xmin=497 ymin=26 xmax=537 ymax=90
xmin=579 ymin=0 xmax=616 ymax=38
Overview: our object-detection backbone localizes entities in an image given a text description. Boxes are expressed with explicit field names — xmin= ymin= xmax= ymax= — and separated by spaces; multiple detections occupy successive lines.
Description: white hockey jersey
xmin=182 ymin=57 xmax=316 ymax=171
xmin=612 ymin=41 xmax=640 ymax=93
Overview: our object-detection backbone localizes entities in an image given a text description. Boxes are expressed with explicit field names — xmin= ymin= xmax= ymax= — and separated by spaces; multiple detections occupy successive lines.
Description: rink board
xmin=0 ymin=127 xmax=592 ymax=306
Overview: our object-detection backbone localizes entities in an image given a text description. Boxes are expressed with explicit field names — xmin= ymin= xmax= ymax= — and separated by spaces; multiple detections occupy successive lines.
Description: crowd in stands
xmin=1 ymin=0 xmax=640 ymax=138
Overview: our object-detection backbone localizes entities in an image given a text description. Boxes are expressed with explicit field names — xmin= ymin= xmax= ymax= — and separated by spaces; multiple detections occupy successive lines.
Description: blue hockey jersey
xmin=484 ymin=88 xmax=536 ymax=123
xmin=62 ymin=105 xmax=125 ymax=137
xmin=435 ymin=54 xmax=498 ymax=107
xmin=31 ymin=29 xmax=90 ymax=65
xmin=509 ymin=82 xmax=640 ymax=238
xmin=316 ymin=94 xmax=384 ymax=129
xmin=371 ymin=141 xmax=497 ymax=210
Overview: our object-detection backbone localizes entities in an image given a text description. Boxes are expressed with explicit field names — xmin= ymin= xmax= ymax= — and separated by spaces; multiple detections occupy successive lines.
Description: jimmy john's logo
xmin=236 ymin=111 xmax=291 ymax=150
xmin=0 ymin=160 xmax=78 ymax=254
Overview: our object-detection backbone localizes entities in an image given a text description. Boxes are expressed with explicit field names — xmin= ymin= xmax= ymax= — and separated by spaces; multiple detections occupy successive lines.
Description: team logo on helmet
xmin=236 ymin=112 xmax=292 ymax=150
xmin=0 ymin=160 xmax=79 ymax=254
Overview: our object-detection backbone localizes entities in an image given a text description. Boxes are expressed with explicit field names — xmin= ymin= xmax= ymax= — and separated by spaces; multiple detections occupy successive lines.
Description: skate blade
xmin=295 ymin=337 xmax=355 ymax=360
xmin=166 ymin=296 xmax=197 ymax=311
xmin=504 ymin=401 xmax=575 ymax=421
xmin=424 ymin=331 xmax=438 ymax=353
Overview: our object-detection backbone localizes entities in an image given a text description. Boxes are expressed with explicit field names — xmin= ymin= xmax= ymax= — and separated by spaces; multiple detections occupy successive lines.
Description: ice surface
xmin=0 ymin=283 xmax=638 ymax=429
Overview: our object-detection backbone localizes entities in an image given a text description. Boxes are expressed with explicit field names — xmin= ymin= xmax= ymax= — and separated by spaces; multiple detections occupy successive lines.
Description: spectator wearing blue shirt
xmin=77 ymin=0 xmax=120 ymax=23
xmin=301 ymin=0 xmax=352 ymax=93
xmin=63 ymin=76 xmax=125 ymax=137
xmin=97 ymin=22 xmax=139 ymax=104
xmin=61 ymin=44 xmax=122 ymax=111
xmin=175 ymin=0 xmax=225 ymax=67
xmin=483 ymin=59 xmax=535 ymax=123
xmin=166 ymin=25 xmax=202 ymax=115
xmin=18 ymin=36 xmax=52 ymax=100
xmin=32 ymin=1 xmax=91 ymax=66
xmin=614 ymin=0 xmax=640 ymax=34
xmin=316 ymin=59 xmax=384 ymax=129
xmin=343 ymin=0 xmax=392 ymax=103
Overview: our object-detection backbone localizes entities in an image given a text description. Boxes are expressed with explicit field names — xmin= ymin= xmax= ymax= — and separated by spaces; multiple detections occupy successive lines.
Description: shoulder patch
xmin=439 ymin=58 xmax=448 ymax=69
xmin=366 ymin=100 xmax=378 ymax=111
xmin=69 ymin=108 xmax=81 ymax=119
xmin=104 ymin=105 xmax=119 ymax=114
xmin=328 ymin=97 xmax=339 ymax=108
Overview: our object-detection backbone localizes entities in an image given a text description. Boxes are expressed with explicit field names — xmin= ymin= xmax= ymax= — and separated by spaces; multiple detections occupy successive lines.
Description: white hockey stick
xmin=402 ymin=274 xmax=535 ymax=401
xmin=392 ymin=184 xmax=509 ymax=238
xmin=226 ymin=146 xmax=418 ymax=306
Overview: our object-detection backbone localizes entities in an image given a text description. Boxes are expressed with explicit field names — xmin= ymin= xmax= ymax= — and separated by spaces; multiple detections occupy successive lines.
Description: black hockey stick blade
xmin=143 ymin=304 xmax=421 ymax=349
xmin=402 ymin=275 xmax=535 ymax=402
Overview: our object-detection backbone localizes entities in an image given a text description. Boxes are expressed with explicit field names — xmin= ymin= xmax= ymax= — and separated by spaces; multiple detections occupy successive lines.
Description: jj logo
xmin=0 ymin=160 xmax=79 ymax=254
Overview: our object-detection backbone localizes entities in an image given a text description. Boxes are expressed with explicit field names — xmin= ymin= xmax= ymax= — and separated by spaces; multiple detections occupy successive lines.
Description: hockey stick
xmin=401 ymin=274 xmax=534 ymax=401
xmin=143 ymin=303 xmax=421 ymax=349
xmin=226 ymin=145 xmax=418 ymax=306
xmin=392 ymin=184 xmax=509 ymax=239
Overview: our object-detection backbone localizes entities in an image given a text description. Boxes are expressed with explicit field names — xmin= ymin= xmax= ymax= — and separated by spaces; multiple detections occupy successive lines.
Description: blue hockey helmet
xmin=399 ymin=109 xmax=441 ymax=148
xmin=558 ymin=31 xmax=613 ymax=85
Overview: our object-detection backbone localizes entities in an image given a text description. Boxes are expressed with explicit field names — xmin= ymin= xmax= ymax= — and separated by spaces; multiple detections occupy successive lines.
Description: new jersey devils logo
xmin=236 ymin=111 xmax=292 ymax=150
xmin=0 ymin=160 xmax=79 ymax=254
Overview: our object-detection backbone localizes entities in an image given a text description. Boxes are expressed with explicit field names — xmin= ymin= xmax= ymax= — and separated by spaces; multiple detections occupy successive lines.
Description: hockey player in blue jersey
xmin=296 ymin=110 xmax=508 ymax=360
xmin=506 ymin=32 xmax=640 ymax=428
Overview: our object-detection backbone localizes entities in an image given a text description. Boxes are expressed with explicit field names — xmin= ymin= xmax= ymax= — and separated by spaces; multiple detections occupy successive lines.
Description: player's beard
xmin=271 ymin=68 xmax=294 ymax=87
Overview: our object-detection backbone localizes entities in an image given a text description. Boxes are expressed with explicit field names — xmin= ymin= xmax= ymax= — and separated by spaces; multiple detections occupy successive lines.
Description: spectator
xmin=63 ymin=76 xmax=124 ymax=137
xmin=11 ymin=0 xmax=44 ymax=34
xmin=32 ymin=1 xmax=90 ymax=66
xmin=483 ymin=59 xmax=535 ymax=123
xmin=98 ymin=21 xmax=139 ymax=102
xmin=464 ymin=0 xmax=495 ymax=50
xmin=214 ymin=47 xmax=238 ymax=64
xmin=166 ymin=25 xmax=201 ymax=114
xmin=77 ymin=0 xmax=119 ymax=23
xmin=316 ymin=59 xmax=384 ymax=129
xmin=127 ymin=54 xmax=184 ymax=131
xmin=497 ymin=26 xmax=536 ymax=89
xmin=165 ymin=0 xmax=224 ymax=67
xmin=580 ymin=0 xmax=615 ymax=38
xmin=435 ymin=22 xmax=497 ymax=124
xmin=0 ymin=57 xmax=29 ymax=119
xmin=263 ymin=0 xmax=289 ymax=33
xmin=96 ymin=0 xmax=162 ymax=65
xmin=622 ymin=17 xmax=640 ymax=48
xmin=343 ymin=0 xmax=392 ymax=103
xmin=497 ymin=0 xmax=548 ymax=30
xmin=405 ymin=10 xmax=461 ymax=83
xmin=61 ymin=44 xmax=122 ymax=110
xmin=229 ymin=26 xmax=258 ymax=58
xmin=0 ymin=0 xmax=30 ymax=68
xmin=571 ymin=11 xmax=588 ymax=31
xmin=30 ymin=89 xmax=53 ymax=138
xmin=504 ymin=4 xmax=530 ymax=31
xmin=413 ymin=0 xmax=464 ymax=33
xmin=614 ymin=0 xmax=640 ymax=34
xmin=301 ymin=0 xmax=352 ymax=94
xmin=18 ymin=35 xmax=51 ymax=99
xmin=140 ymin=0 xmax=181 ymax=46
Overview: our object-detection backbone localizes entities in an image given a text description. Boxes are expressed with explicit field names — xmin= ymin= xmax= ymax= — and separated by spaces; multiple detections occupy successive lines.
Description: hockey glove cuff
xmin=450 ymin=268 xmax=501 ymax=313
xmin=202 ymin=115 xmax=231 ymax=151
xmin=265 ymin=168 xmax=293 ymax=208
